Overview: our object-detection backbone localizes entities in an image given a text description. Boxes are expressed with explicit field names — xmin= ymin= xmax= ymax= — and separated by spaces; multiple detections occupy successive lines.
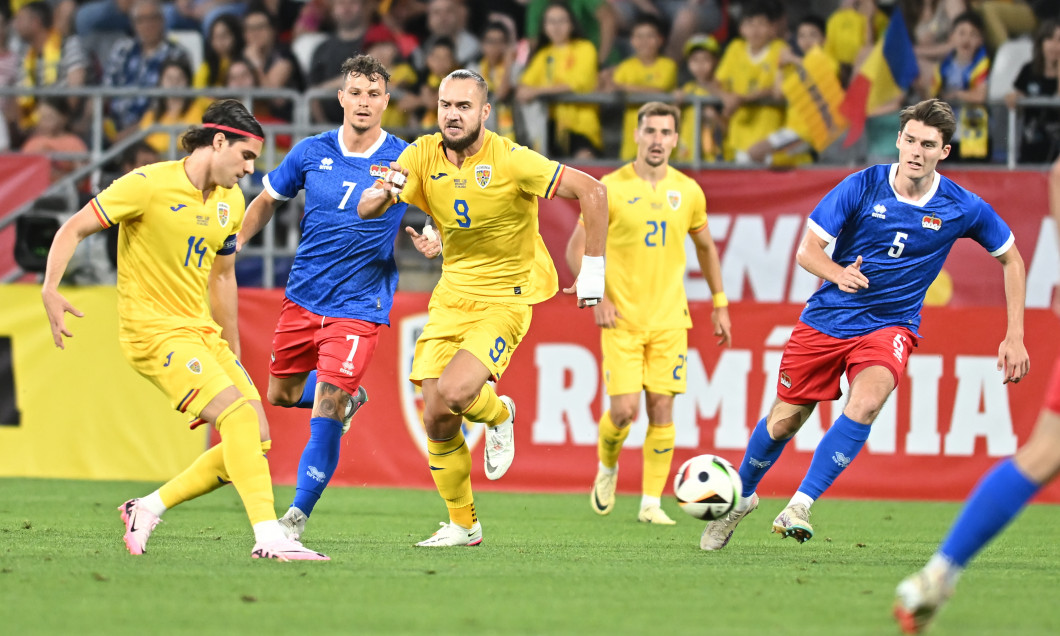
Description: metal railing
xmin=3 ymin=85 xmax=1057 ymax=284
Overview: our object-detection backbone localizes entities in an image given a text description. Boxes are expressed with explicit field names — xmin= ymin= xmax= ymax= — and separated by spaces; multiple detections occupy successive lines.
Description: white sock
xmin=788 ymin=491 xmax=815 ymax=510
xmin=926 ymin=553 xmax=963 ymax=588
xmin=139 ymin=491 xmax=167 ymax=517
xmin=598 ymin=462 xmax=617 ymax=475
xmin=640 ymin=495 xmax=661 ymax=508
xmin=734 ymin=492 xmax=755 ymax=513
xmin=253 ymin=520 xmax=287 ymax=544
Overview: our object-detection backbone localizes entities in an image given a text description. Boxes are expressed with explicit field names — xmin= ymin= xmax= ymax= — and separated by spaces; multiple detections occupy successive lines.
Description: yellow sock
xmin=216 ymin=400 xmax=275 ymax=525
xmin=158 ymin=439 xmax=272 ymax=509
xmin=426 ymin=432 xmax=474 ymax=527
xmin=642 ymin=423 xmax=676 ymax=499
xmin=158 ymin=444 xmax=228 ymax=508
xmin=460 ymin=384 xmax=508 ymax=426
xmin=597 ymin=411 xmax=631 ymax=469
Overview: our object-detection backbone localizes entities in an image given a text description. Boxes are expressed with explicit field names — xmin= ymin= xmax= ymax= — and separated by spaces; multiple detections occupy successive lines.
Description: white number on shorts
xmin=892 ymin=333 xmax=905 ymax=362
xmin=345 ymin=335 xmax=360 ymax=362
xmin=339 ymin=181 xmax=358 ymax=210
xmin=888 ymin=232 xmax=908 ymax=258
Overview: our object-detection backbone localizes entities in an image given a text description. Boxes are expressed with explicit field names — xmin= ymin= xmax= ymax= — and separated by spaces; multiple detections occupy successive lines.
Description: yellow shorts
xmin=120 ymin=327 xmax=260 ymax=418
xmin=601 ymin=327 xmax=688 ymax=397
xmin=410 ymin=287 xmax=533 ymax=384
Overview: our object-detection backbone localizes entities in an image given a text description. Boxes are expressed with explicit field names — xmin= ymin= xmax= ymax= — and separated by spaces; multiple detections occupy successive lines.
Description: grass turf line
xmin=0 ymin=478 xmax=1057 ymax=635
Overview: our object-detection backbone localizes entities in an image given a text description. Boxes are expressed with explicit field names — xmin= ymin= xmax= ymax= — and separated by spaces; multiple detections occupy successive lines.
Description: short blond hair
xmin=636 ymin=101 xmax=681 ymax=130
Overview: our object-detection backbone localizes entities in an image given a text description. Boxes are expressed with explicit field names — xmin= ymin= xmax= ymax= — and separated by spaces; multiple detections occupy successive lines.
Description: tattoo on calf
xmin=317 ymin=381 xmax=351 ymax=420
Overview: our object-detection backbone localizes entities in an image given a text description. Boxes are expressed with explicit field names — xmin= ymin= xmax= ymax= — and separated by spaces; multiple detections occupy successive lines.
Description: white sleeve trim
xmin=807 ymin=218 xmax=835 ymax=243
xmin=262 ymin=174 xmax=290 ymax=202
xmin=989 ymin=232 xmax=1015 ymax=257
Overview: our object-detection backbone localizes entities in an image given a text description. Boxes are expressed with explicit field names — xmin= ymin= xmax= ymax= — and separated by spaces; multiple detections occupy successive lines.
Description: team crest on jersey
xmin=475 ymin=164 xmax=492 ymax=188
xmin=667 ymin=190 xmax=681 ymax=210
xmin=922 ymin=215 xmax=942 ymax=231
xmin=780 ymin=371 xmax=792 ymax=389
xmin=217 ymin=202 xmax=230 ymax=228
xmin=398 ymin=312 xmax=484 ymax=458
xmin=186 ymin=358 xmax=202 ymax=374
xmin=369 ymin=163 xmax=388 ymax=178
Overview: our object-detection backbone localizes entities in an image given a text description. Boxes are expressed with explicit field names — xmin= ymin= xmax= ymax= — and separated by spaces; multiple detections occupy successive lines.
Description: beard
xmin=644 ymin=152 xmax=666 ymax=168
xmin=441 ymin=120 xmax=482 ymax=152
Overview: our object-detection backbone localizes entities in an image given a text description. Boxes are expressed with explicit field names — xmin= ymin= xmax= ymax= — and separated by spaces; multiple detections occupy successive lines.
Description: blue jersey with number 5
xmin=800 ymin=164 xmax=1013 ymax=338
xmin=263 ymin=128 xmax=408 ymax=323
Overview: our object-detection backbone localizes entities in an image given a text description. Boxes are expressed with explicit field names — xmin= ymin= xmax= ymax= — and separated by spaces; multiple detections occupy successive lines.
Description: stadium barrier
xmin=2 ymin=167 xmax=1058 ymax=503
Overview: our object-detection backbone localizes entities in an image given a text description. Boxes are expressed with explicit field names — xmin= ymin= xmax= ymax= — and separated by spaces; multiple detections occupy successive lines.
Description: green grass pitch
xmin=1 ymin=478 xmax=1057 ymax=635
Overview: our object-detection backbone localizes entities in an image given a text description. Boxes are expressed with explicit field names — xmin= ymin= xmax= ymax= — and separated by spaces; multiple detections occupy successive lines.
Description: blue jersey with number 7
xmin=263 ymin=128 xmax=409 ymax=323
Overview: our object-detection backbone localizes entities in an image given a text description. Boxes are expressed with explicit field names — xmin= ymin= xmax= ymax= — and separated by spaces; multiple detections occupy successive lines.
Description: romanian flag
xmin=781 ymin=47 xmax=848 ymax=152
xmin=838 ymin=8 xmax=919 ymax=146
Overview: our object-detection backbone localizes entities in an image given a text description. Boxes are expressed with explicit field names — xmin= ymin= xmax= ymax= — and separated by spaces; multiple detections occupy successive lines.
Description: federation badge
xmin=667 ymin=190 xmax=681 ymax=210
xmin=922 ymin=215 xmax=942 ymax=231
xmin=475 ymin=164 xmax=492 ymax=188
xmin=186 ymin=358 xmax=203 ymax=374
xmin=217 ymin=202 xmax=230 ymax=228
xmin=780 ymin=371 xmax=792 ymax=389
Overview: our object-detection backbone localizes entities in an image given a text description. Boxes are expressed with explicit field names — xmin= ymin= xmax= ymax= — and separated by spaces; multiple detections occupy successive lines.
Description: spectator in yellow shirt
xmin=517 ymin=1 xmax=601 ymax=158
xmin=673 ymin=34 xmax=723 ymax=162
xmin=605 ymin=14 xmax=678 ymax=160
xmin=715 ymin=0 xmax=788 ymax=162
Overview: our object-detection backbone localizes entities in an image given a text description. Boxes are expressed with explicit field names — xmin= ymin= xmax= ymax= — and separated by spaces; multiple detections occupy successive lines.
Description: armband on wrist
xmin=712 ymin=292 xmax=728 ymax=308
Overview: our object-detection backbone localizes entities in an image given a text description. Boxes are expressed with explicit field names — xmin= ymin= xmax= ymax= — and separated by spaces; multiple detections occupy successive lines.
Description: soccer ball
xmin=673 ymin=454 xmax=743 ymax=520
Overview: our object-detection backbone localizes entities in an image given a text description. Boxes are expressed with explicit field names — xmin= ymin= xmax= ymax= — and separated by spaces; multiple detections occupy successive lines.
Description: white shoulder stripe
xmin=989 ymin=232 xmax=1015 ymax=257
xmin=808 ymin=218 xmax=835 ymax=243
xmin=262 ymin=174 xmax=289 ymax=201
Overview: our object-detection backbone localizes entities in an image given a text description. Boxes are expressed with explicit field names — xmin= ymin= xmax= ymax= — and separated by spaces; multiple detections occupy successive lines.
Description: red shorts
xmin=777 ymin=321 xmax=918 ymax=405
xmin=1045 ymin=355 xmax=1060 ymax=414
xmin=269 ymin=297 xmax=381 ymax=395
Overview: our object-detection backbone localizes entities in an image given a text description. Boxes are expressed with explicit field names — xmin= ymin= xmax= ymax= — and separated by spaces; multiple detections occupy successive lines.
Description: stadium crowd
xmin=4 ymin=0 xmax=1060 ymax=170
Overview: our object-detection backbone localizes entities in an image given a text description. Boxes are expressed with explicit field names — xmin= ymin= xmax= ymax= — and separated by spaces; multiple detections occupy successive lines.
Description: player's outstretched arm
xmin=41 ymin=204 xmax=101 ymax=348
xmin=795 ymin=229 xmax=869 ymax=293
xmin=691 ymin=227 xmax=732 ymax=347
xmin=405 ymin=220 xmax=441 ymax=259
xmin=209 ymin=252 xmax=241 ymax=359
xmin=556 ymin=167 xmax=607 ymax=307
xmin=995 ymin=245 xmax=1029 ymax=384
xmin=237 ymin=189 xmax=282 ymax=252
xmin=358 ymin=162 xmax=406 ymax=220
xmin=566 ymin=221 xmax=620 ymax=327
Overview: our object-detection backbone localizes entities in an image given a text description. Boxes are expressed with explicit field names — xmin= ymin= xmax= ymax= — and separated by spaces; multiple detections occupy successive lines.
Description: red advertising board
xmin=228 ymin=167 xmax=1060 ymax=504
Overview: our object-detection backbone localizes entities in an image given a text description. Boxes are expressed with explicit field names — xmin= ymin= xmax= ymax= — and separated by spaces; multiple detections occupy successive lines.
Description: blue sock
xmin=738 ymin=417 xmax=792 ymax=498
xmin=797 ymin=413 xmax=871 ymax=499
xmin=292 ymin=370 xmax=317 ymax=409
xmin=291 ymin=416 xmax=343 ymax=516
xmin=939 ymin=458 xmax=1041 ymax=567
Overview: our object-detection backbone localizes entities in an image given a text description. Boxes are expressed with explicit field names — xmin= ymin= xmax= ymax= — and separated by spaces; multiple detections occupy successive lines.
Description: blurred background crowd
xmin=4 ymin=0 xmax=1059 ymax=173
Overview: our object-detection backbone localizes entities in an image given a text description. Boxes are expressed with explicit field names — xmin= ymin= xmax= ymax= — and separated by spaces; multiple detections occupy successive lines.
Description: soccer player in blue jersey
xmin=701 ymin=98 xmax=1031 ymax=551
xmin=237 ymin=55 xmax=409 ymax=541
xmin=893 ymin=157 xmax=1060 ymax=634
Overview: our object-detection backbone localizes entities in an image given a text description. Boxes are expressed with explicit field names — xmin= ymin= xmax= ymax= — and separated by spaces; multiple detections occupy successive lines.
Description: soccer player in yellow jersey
xmin=566 ymin=102 xmax=732 ymax=525
xmin=41 ymin=100 xmax=328 ymax=561
xmin=359 ymin=69 xmax=608 ymax=547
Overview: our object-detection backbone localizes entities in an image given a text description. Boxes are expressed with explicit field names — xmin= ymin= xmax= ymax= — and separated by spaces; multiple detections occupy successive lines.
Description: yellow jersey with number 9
xmin=90 ymin=159 xmax=245 ymax=341
xmin=397 ymin=130 xmax=562 ymax=305
xmin=599 ymin=164 xmax=708 ymax=330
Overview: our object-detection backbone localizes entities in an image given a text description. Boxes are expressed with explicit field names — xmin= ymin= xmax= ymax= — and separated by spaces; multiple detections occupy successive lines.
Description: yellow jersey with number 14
xmin=90 ymin=159 xmax=245 ymax=341
xmin=599 ymin=164 xmax=708 ymax=331
xmin=398 ymin=130 xmax=561 ymax=305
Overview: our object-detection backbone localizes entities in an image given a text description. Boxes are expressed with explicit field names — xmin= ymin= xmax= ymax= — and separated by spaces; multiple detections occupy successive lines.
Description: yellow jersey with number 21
xmin=90 ymin=159 xmax=245 ymax=341
xmin=398 ymin=130 xmax=562 ymax=305
xmin=600 ymin=164 xmax=708 ymax=331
